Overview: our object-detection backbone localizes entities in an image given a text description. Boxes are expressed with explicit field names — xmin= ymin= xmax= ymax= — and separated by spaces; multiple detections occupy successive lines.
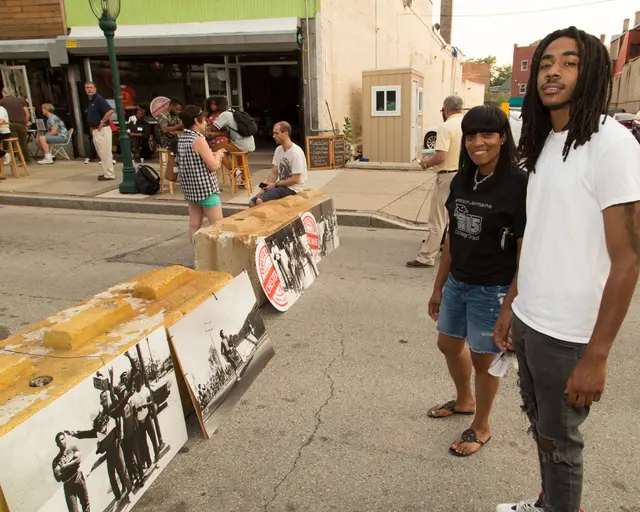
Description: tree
xmin=492 ymin=65 xmax=512 ymax=88
xmin=468 ymin=56 xmax=512 ymax=87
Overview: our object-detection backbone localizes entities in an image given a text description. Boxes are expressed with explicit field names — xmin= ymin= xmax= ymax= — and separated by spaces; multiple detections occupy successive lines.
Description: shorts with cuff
xmin=45 ymin=134 xmax=67 ymax=144
xmin=197 ymin=192 xmax=221 ymax=208
xmin=251 ymin=186 xmax=296 ymax=204
xmin=436 ymin=274 xmax=508 ymax=355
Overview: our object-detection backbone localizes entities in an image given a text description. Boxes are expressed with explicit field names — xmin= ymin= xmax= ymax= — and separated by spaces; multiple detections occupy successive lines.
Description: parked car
xmin=633 ymin=114 xmax=640 ymax=143
xmin=613 ymin=112 xmax=635 ymax=131
xmin=607 ymin=108 xmax=627 ymax=117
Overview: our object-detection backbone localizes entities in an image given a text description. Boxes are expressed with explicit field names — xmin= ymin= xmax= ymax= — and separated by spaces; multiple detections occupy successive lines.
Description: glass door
xmin=1 ymin=65 xmax=35 ymax=123
xmin=204 ymin=63 xmax=229 ymax=99
xmin=204 ymin=59 xmax=244 ymax=111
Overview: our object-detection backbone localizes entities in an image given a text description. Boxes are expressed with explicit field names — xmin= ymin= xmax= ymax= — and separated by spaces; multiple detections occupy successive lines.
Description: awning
xmin=60 ymin=17 xmax=301 ymax=56
xmin=0 ymin=39 xmax=57 ymax=60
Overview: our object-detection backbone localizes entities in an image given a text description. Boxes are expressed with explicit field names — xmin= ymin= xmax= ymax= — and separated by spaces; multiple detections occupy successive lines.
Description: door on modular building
xmin=410 ymin=80 xmax=424 ymax=162
xmin=1 ymin=65 xmax=35 ymax=123
xmin=203 ymin=62 xmax=243 ymax=110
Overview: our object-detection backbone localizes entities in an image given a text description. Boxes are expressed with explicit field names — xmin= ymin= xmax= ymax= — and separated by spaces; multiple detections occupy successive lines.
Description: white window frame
xmin=372 ymin=86 xmax=402 ymax=117
xmin=418 ymin=88 xmax=424 ymax=114
xmin=519 ymin=83 xmax=527 ymax=94
xmin=521 ymin=60 xmax=529 ymax=71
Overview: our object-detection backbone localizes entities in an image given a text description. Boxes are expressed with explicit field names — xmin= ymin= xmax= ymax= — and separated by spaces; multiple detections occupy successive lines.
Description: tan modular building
xmin=361 ymin=68 xmax=425 ymax=163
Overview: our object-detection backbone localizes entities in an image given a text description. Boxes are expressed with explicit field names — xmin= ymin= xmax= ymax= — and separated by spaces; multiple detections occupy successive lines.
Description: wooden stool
xmin=229 ymin=152 xmax=252 ymax=197
xmin=2 ymin=138 xmax=29 ymax=178
xmin=158 ymin=148 xmax=173 ymax=194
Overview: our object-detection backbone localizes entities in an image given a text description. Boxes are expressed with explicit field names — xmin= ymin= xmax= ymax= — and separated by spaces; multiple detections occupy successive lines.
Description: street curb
xmin=0 ymin=193 xmax=428 ymax=231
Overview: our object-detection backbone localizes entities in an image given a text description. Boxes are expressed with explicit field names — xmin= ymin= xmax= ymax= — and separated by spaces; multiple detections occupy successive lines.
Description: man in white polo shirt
xmin=494 ymin=27 xmax=640 ymax=512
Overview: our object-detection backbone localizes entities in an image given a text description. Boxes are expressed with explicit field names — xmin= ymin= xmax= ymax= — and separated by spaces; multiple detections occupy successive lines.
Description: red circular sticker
xmin=150 ymin=96 xmax=170 ymax=119
xmin=301 ymin=212 xmax=319 ymax=261
xmin=255 ymin=241 xmax=289 ymax=311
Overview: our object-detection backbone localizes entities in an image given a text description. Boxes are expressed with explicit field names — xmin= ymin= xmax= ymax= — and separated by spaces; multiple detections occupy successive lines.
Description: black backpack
xmin=135 ymin=164 xmax=160 ymax=195
xmin=231 ymin=109 xmax=258 ymax=137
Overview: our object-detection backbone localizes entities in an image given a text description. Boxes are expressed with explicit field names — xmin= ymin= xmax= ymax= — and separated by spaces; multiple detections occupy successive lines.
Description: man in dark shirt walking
xmin=0 ymin=88 xmax=32 ymax=163
xmin=52 ymin=432 xmax=91 ymax=512
xmin=84 ymin=82 xmax=114 ymax=181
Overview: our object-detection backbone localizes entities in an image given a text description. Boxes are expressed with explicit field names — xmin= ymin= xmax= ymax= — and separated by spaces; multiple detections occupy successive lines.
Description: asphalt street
xmin=1 ymin=206 xmax=639 ymax=512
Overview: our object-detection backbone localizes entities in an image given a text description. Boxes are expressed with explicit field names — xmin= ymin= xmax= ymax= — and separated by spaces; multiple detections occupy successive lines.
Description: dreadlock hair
xmin=459 ymin=104 xmax=518 ymax=193
xmin=518 ymin=26 xmax=612 ymax=173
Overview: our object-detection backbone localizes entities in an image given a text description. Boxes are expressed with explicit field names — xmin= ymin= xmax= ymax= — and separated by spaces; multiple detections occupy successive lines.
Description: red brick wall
xmin=511 ymin=44 xmax=537 ymax=98
xmin=613 ymin=30 xmax=640 ymax=76
xmin=462 ymin=62 xmax=491 ymax=89
xmin=0 ymin=0 xmax=66 ymax=40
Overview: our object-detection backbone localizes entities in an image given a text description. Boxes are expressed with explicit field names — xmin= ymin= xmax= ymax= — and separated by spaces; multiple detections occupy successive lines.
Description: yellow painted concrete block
xmin=194 ymin=190 xmax=334 ymax=305
xmin=133 ymin=265 xmax=194 ymax=300
xmin=0 ymin=267 xmax=233 ymax=438
xmin=43 ymin=299 xmax=135 ymax=350
xmin=0 ymin=355 xmax=36 ymax=388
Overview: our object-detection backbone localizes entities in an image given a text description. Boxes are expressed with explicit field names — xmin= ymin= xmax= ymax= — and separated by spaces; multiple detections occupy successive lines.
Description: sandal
xmin=427 ymin=400 xmax=475 ymax=419
xmin=449 ymin=428 xmax=491 ymax=457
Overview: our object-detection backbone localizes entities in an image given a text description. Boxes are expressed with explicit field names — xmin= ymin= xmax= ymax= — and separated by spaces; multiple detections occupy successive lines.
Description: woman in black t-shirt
xmin=426 ymin=105 xmax=527 ymax=457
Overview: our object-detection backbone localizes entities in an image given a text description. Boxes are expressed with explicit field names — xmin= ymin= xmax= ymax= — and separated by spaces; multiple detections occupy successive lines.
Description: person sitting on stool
xmin=249 ymin=121 xmax=307 ymax=207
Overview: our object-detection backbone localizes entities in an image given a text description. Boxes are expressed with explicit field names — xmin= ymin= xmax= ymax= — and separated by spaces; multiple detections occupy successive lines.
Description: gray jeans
xmin=512 ymin=315 xmax=589 ymax=512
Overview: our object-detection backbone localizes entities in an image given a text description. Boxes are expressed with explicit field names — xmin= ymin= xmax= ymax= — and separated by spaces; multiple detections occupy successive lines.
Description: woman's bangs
xmin=461 ymin=106 xmax=506 ymax=136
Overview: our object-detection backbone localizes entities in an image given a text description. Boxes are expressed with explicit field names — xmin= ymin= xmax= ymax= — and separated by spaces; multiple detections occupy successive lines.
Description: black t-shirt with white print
xmin=445 ymin=167 xmax=527 ymax=286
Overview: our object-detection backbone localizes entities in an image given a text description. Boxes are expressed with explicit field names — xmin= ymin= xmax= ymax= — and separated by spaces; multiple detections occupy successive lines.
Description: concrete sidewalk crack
xmin=263 ymin=332 xmax=345 ymax=512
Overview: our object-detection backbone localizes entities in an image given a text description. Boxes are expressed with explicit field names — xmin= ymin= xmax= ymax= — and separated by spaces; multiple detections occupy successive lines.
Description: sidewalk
xmin=0 ymin=154 xmax=437 ymax=228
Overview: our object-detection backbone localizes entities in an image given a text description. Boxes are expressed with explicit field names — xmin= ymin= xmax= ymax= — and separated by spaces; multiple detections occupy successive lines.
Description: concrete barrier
xmin=0 ymin=266 xmax=232 ymax=440
xmin=194 ymin=190 xmax=337 ymax=306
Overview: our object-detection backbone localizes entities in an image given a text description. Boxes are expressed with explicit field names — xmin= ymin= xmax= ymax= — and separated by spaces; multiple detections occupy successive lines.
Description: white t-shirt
xmin=513 ymin=117 xmax=640 ymax=343
xmin=273 ymin=143 xmax=308 ymax=193
xmin=213 ymin=110 xmax=255 ymax=152
xmin=131 ymin=387 xmax=151 ymax=421
xmin=0 ymin=106 xmax=10 ymax=135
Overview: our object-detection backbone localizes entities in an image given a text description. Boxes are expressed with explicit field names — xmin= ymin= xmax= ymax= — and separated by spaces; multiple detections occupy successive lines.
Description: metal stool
xmin=229 ymin=151 xmax=252 ymax=196
xmin=2 ymin=138 xmax=29 ymax=178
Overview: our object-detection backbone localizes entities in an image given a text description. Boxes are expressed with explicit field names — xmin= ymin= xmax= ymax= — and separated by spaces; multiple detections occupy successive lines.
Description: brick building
xmin=510 ymin=43 xmax=538 ymax=103
xmin=462 ymin=62 xmax=491 ymax=89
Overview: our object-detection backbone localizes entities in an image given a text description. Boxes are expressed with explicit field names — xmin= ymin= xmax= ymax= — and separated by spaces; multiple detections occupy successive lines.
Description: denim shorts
xmin=437 ymin=274 xmax=509 ymax=355
xmin=45 ymin=134 xmax=67 ymax=144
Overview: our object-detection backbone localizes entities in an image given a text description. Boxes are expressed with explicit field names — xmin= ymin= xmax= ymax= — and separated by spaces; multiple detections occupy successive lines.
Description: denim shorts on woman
xmin=436 ymin=274 xmax=509 ymax=355
xmin=197 ymin=192 xmax=221 ymax=208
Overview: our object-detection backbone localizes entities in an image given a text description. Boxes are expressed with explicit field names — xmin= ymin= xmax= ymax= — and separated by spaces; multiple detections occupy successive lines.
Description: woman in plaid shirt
xmin=176 ymin=104 xmax=227 ymax=238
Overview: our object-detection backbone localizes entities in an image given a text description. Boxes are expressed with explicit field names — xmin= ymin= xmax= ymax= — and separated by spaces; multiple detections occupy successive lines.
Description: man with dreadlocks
xmin=494 ymin=27 xmax=640 ymax=512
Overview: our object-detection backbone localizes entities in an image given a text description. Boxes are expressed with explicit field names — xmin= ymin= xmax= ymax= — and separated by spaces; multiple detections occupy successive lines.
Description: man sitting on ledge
xmin=249 ymin=121 xmax=308 ymax=207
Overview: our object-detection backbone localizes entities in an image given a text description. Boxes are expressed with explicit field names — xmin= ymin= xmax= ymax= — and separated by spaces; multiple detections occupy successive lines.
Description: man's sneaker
xmin=496 ymin=497 xmax=583 ymax=512
xmin=2 ymin=153 xmax=10 ymax=165
xmin=37 ymin=155 xmax=54 ymax=165
xmin=84 ymin=158 xmax=91 ymax=164
xmin=496 ymin=499 xmax=543 ymax=512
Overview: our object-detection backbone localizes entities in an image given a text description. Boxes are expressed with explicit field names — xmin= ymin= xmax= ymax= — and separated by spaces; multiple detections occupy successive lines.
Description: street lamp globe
xmin=88 ymin=0 xmax=120 ymax=20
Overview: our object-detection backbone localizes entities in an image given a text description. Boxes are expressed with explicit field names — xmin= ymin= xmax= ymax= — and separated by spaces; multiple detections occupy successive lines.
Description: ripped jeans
xmin=512 ymin=315 xmax=589 ymax=512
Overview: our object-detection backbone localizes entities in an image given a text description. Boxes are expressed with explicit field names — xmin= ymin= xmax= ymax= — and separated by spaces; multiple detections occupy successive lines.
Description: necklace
xmin=473 ymin=169 xmax=494 ymax=191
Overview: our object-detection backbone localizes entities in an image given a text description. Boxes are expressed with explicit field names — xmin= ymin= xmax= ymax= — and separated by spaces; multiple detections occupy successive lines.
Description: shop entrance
xmin=203 ymin=57 xmax=302 ymax=148
xmin=1 ymin=65 xmax=35 ymax=122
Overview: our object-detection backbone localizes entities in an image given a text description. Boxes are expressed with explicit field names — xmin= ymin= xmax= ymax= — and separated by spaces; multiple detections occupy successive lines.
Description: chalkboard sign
xmin=306 ymin=136 xmax=333 ymax=170
xmin=333 ymin=136 xmax=346 ymax=168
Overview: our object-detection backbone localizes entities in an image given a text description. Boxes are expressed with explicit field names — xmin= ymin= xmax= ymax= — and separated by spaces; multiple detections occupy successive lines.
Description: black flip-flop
xmin=449 ymin=428 xmax=491 ymax=457
xmin=427 ymin=400 xmax=475 ymax=418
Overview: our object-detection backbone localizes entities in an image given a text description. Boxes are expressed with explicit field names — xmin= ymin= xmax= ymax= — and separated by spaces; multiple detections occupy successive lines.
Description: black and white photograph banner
xmin=0 ymin=327 xmax=188 ymax=512
xmin=307 ymin=198 xmax=340 ymax=263
xmin=256 ymin=216 xmax=319 ymax=312
xmin=168 ymin=272 xmax=275 ymax=438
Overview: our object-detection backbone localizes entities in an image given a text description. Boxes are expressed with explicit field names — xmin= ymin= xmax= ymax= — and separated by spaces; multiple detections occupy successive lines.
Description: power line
xmin=449 ymin=0 xmax=613 ymax=18
xmin=404 ymin=0 xmax=614 ymax=18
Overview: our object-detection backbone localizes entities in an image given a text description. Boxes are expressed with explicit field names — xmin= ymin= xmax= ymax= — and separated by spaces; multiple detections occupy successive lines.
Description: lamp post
xmin=89 ymin=0 xmax=137 ymax=194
